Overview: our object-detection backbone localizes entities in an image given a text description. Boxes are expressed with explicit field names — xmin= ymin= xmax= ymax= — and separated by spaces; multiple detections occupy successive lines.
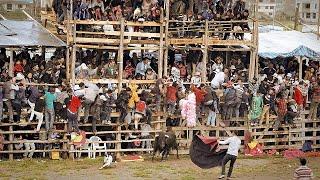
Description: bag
xmin=136 ymin=101 xmax=146 ymax=113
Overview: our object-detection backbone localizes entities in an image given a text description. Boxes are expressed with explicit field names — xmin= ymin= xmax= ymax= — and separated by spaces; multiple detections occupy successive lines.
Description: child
xmin=294 ymin=158 xmax=313 ymax=180
xmin=145 ymin=68 xmax=157 ymax=80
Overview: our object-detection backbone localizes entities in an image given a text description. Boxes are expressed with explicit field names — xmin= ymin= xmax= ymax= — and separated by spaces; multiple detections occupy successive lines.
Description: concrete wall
xmin=297 ymin=0 xmax=319 ymax=24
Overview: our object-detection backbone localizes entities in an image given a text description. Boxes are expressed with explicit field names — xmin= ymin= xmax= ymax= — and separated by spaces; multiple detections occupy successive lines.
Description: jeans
xmin=221 ymin=154 xmax=237 ymax=178
xmin=45 ymin=108 xmax=55 ymax=131
xmin=23 ymin=142 xmax=35 ymax=158
xmin=67 ymin=111 xmax=79 ymax=133
xmin=234 ymin=102 xmax=241 ymax=119
xmin=34 ymin=111 xmax=44 ymax=131
xmin=167 ymin=101 xmax=176 ymax=114
xmin=145 ymin=108 xmax=152 ymax=125
xmin=207 ymin=110 xmax=216 ymax=126
xmin=309 ymin=101 xmax=319 ymax=120
xmin=92 ymin=117 xmax=97 ymax=132
xmin=28 ymin=100 xmax=35 ymax=121
xmin=84 ymin=99 xmax=94 ymax=122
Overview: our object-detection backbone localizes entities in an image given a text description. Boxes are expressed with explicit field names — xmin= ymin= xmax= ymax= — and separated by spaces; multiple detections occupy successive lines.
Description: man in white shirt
xmin=211 ymin=68 xmax=229 ymax=89
xmin=218 ymin=131 xmax=241 ymax=179
xmin=135 ymin=58 xmax=151 ymax=76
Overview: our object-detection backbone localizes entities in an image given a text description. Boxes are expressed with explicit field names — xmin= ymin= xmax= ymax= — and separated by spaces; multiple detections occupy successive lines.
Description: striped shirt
xmin=294 ymin=166 xmax=313 ymax=180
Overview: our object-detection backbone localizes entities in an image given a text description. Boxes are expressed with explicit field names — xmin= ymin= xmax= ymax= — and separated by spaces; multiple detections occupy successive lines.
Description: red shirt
xmin=192 ymin=85 xmax=206 ymax=105
xmin=277 ymin=98 xmax=287 ymax=116
xmin=68 ymin=96 xmax=81 ymax=113
xmin=294 ymin=87 xmax=304 ymax=105
xmin=166 ymin=86 xmax=177 ymax=102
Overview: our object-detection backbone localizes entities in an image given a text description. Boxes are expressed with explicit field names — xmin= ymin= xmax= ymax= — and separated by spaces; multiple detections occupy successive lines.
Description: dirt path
xmin=0 ymin=156 xmax=319 ymax=180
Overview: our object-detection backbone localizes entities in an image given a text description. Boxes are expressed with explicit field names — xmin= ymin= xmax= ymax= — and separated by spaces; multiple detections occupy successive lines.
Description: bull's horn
xmin=165 ymin=135 xmax=169 ymax=138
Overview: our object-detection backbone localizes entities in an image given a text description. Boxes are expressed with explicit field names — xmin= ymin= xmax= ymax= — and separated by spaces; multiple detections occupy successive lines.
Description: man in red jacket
xmin=67 ymin=92 xmax=82 ymax=134
xmin=166 ymin=81 xmax=178 ymax=116
xmin=191 ymin=84 xmax=207 ymax=116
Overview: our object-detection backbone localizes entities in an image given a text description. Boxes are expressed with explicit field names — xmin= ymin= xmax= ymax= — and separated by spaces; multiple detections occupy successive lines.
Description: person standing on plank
xmin=218 ymin=131 xmax=241 ymax=180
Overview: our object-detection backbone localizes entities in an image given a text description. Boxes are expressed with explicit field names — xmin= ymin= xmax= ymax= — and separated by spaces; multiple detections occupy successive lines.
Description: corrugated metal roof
xmin=0 ymin=0 xmax=33 ymax=4
xmin=0 ymin=20 xmax=66 ymax=47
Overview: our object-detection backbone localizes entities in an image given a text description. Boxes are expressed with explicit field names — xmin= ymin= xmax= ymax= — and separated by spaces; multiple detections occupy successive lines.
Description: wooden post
xmin=66 ymin=47 xmax=70 ymax=81
xmin=118 ymin=18 xmax=125 ymax=93
xmin=163 ymin=0 xmax=170 ymax=77
xmin=158 ymin=9 xmax=164 ymax=78
xmin=9 ymin=125 xmax=13 ymax=160
xmin=202 ymin=20 xmax=209 ymax=82
xmin=318 ymin=0 xmax=320 ymax=39
xmin=294 ymin=5 xmax=299 ymax=31
xmin=299 ymin=57 xmax=303 ymax=81
xmin=71 ymin=45 xmax=76 ymax=85
xmin=9 ymin=49 xmax=14 ymax=77
xmin=116 ymin=124 xmax=121 ymax=160
xmin=41 ymin=46 xmax=46 ymax=59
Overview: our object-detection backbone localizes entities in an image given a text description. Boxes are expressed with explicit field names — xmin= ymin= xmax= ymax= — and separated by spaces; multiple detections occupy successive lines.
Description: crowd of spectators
xmin=0 ymin=45 xmax=320 ymax=158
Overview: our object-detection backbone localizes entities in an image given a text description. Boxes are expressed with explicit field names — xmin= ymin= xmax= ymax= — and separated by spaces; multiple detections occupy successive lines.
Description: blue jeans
xmin=207 ymin=110 xmax=216 ymax=126
xmin=45 ymin=108 xmax=55 ymax=131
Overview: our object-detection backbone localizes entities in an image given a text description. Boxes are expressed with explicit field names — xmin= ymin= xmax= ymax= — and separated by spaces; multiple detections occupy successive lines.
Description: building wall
xmin=297 ymin=0 xmax=319 ymax=24
xmin=1 ymin=3 xmax=27 ymax=11
xmin=258 ymin=0 xmax=276 ymax=17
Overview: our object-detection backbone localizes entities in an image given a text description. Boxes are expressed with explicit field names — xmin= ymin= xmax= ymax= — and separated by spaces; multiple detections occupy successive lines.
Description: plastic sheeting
xmin=0 ymin=20 xmax=66 ymax=47
xmin=258 ymin=31 xmax=320 ymax=59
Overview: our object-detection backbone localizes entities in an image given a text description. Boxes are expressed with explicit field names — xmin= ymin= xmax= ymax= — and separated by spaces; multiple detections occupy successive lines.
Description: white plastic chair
xmin=78 ymin=139 xmax=92 ymax=158
xmin=89 ymin=136 xmax=107 ymax=159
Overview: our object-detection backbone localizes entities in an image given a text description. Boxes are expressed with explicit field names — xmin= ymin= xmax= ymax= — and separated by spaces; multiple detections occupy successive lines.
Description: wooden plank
xmin=158 ymin=9 xmax=164 ymax=78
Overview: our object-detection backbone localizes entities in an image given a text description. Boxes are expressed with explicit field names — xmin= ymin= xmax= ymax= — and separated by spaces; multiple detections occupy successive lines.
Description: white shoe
xmin=218 ymin=175 xmax=225 ymax=179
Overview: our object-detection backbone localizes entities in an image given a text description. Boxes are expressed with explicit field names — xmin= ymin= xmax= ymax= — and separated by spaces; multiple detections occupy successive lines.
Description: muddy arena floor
xmin=0 ymin=156 xmax=319 ymax=180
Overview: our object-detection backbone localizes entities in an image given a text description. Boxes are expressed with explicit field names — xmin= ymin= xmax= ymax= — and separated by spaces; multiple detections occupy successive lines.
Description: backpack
xmin=136 ymin=101 xmax=146 ymax=113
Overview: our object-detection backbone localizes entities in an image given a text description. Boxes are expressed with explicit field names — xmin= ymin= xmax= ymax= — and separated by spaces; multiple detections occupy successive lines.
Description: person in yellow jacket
xmin=128 ymin=83 xmax=140 ymax=109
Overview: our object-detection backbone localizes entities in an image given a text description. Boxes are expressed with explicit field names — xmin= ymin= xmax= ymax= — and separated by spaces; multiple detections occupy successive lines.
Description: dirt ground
xmin=0 ymin=155 xmax=319 ymax=180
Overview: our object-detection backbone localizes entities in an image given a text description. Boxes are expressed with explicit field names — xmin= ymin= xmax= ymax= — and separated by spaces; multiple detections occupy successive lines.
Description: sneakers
xmin=218 ymin=175 xmax=225 ymax=179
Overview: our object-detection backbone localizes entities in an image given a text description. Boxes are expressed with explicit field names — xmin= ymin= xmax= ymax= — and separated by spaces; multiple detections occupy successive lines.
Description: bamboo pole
xmin=202 ymin=20 xmax=209 ymax=82
xmin=8 ymin=125 xmax=13 ymax=160
xmin=158 ymin=9 xmax=164 ymax=78
xmin=318 ymin=0 xmax=320 ymax=39
xmin=118 ymin=18 xmax=125 ymax=93
xmin=164 ymin=0 xmax=170 ymax=77
xmin=299 ymin=57 xmax=303 ymax=81
xmin=9 ymin=49 xmax=14 ymax=77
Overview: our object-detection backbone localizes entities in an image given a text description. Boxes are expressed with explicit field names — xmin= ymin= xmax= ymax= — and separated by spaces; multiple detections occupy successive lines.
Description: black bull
xmin=152 ymin=132 xmax=179 ymax=161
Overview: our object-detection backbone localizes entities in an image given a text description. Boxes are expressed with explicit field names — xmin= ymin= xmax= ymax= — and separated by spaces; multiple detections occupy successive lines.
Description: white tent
xmin=257 ymin=31 xmax=320 ymax=59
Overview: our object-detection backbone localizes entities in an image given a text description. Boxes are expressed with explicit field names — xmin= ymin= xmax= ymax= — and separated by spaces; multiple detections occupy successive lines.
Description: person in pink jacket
xmin=180 ymin=91 xmax=197 ymax=127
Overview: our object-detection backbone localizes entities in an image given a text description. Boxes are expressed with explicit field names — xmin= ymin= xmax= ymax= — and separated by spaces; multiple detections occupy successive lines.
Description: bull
xmin=152 ymin=131 xmax=179 ymax=161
